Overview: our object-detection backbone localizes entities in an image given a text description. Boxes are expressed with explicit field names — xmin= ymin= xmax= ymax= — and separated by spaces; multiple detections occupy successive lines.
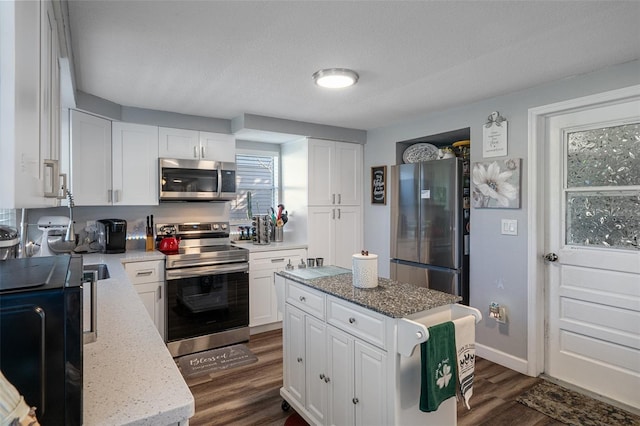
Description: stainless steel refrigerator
xmin=390 ymin=157 xmax=470 ymax=305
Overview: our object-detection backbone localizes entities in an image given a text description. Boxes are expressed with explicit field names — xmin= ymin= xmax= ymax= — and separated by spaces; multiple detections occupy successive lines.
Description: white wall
xmin=363 ymin=59 xmax=640 ymax=365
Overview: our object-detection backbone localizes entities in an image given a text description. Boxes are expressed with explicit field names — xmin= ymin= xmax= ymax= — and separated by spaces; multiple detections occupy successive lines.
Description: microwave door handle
xmin=217 ymin=168 xmax=222 ymax=197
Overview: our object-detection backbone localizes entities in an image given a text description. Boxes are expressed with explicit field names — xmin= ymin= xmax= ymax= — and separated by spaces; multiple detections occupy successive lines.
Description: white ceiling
xmin=67 ymin=1 xmax=640 ymax=132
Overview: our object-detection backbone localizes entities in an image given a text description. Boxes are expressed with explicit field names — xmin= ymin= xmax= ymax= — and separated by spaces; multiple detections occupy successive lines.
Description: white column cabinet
xmin=308 ymin=139 xmax=362 ymax=207
xmin=112 ymin=122 xmax=159 ymax=205
xmin=307 ymin=206 xmax=362 ymax=269
xmin=249 ymin=248 xmax=306 ymax=327
xmin=159 ymin=127 xmax=235 ymax=161
xmin=124 ymin=260 xmax=165 ymax=341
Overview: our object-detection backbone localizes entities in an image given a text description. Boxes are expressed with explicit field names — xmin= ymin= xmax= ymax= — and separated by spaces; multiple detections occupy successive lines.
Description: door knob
xmin=544 ymin=253 xmax=558 ymax=262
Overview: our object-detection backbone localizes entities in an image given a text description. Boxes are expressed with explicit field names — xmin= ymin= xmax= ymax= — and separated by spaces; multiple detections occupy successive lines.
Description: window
xmin=230 ymin=151 xmax=280 ymax=224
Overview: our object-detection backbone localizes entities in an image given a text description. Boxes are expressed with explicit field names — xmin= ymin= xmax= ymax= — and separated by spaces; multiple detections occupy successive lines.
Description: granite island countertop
xmin=277 ymin=267 xmax=461 ymax=318
xmin=82 ymin=251 xmax=194 ymax=426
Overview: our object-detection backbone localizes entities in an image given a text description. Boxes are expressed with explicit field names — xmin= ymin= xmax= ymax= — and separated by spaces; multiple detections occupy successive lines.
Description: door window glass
xmin=565 ymin=122 xmax=640 ymax=250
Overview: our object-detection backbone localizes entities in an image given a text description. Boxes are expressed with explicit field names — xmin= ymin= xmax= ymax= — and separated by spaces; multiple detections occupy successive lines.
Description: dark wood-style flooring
xmin=183 ymin=329 xmax=562 ymax=426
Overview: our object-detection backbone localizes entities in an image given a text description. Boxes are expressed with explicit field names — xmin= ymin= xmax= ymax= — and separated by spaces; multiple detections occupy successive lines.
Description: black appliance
xmin=158 ymin=222 xmax=249 ymax=357
xmin=0 ymin=254 xmax=83 ymax=426
xmin=97 ymin=218 xmax=127 ymax=253
xmin=159 ymin=158 xmax=236 ymax=201
xmin=390 ymin=158 xmax=470 ymax=305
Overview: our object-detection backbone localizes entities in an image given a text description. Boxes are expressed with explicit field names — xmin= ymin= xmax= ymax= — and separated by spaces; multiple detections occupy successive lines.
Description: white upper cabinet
xmin=308 ymin=138 xmax=362 ymax=206
xmin=71 ymin=110 xmax=112 ymax=205
xmin=0 ymin=0 xmax=62 ymax=208
xmin=71 ymin=111 xmax=159 ymax=206
xmin=159 ymin=127 xmax=235 ymax=161
xmin=112 ymin=122 xmax=159 ymax=205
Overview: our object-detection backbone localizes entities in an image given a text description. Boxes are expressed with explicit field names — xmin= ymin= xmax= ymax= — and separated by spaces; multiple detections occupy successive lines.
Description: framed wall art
xmin=472 ymin=158 xmax=521 ymax=209
xmin=371 ymin=165 xmax=387 ymax=205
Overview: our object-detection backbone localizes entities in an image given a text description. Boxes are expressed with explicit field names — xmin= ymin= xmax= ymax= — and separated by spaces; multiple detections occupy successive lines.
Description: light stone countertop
xmin=277 ymin=268 xmax=461 ymax=318
xmin=232 ymin=240 xmax=307 ymax=253
xmin=82 ymin=250 xmax=194 ymax=426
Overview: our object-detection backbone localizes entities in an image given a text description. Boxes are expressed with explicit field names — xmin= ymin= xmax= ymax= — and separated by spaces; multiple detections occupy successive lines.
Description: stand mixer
xmin=32 ymin=216 xmax=77 ymax=257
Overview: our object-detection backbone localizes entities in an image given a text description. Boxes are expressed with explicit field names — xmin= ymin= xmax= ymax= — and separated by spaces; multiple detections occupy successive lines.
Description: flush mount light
xmin=312 ymin=68 xmax=359 ymax=89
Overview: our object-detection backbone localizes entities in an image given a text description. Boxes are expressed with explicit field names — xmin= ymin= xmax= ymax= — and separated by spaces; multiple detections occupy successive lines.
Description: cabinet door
xmin=354 ymin=341 xmax=386 ymax=426
xmin=333 ymin=206 xmax=362 ymax=269
xmin=284 ymin=305 xmax=306 ymax=406
xmin=71 ymin=110 xmax=112 ymax=205
xmin=308 ymin=139 xmax=335 ymax=206
xmin=334 ymin=142 xmax=362 ymax=206
xmin=158 ymin=127 xmax=199 ymax=159
xmin=112 ymin=122 xmax=159 ymax=205
xmin=305 ymin=315 xmax=327 ymax=424
xmin=199 ymin=132 xmax=236 ymax=162
xmin=327 ymin=327 xmax=355 ymax=426
xmin=249 ymin=268 xmax=278 ymax=327
xmin=307 ymin=206 xmax=336 ymax=264
xmin=134 ymin=281 xmax=165 ymax=341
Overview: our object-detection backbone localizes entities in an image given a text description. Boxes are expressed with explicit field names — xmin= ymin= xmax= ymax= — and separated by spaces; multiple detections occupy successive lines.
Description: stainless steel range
xmin=157 ymin=222 xmax=249 ymax=358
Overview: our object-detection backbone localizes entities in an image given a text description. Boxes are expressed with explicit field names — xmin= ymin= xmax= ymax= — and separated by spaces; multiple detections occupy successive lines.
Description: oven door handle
xmin=166 ymin=263 xmax=249 ymax=280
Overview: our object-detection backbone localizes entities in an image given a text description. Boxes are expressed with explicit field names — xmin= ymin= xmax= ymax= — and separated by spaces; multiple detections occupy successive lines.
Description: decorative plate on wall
xmin=402 ymin=143 xmax=439 ymax=163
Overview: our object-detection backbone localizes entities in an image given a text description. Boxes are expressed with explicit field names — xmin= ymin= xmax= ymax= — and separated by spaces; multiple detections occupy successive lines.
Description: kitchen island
xmin=82 ymin=252 xmax=194 ymax=426
xmin=275 ymin=267 xmax=480 ymax=426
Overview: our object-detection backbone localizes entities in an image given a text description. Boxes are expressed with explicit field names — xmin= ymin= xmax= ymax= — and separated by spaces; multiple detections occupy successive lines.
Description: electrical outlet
xmin=489 ymin=302 xmax=507 ymax=323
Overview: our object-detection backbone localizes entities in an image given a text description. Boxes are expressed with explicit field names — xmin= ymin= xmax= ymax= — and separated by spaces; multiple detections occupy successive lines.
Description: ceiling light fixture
xmin=312 ymin=68 xmax=359 ymax=89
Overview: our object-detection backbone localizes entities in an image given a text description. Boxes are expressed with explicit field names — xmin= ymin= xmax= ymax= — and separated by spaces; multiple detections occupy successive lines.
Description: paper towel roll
xmin=352 ymin=253 xmax=378 ymax=288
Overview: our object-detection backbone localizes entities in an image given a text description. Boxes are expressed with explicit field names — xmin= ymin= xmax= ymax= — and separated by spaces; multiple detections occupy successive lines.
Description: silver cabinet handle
xmin=136 ymin=270 xmax=153 ymax=276
xmin=108 ymin=189 xmax=113 ymax=202
xmin=324 ymin=376 xmax=330 ymax=383
xmin=332 ymin=209 xmax=335 ymax=220
xmin=158 ymin=285 xmax=162 ymax=300
xmin=297 ymin=357 xmax=303 ymax=363
xmin=299 ymin=296 xmax=306 ymax=302
xmin=544 ymin=253 xmax=558 ymax=262
xmin=349 ymin=317 xmax=356 ymax=324
xmin=352 ymin=398 xmax=359 ymax=404
xmin=337 ymin=208 xmax=341 ymax=219
xmin=271 ymin=258 xmax=285 ymax=263
xmin=319 ymin=374 xmax=325 ymax=380
xmin=114 ymin=189 xmax=120 ymax=203
xmin=338 ymin=194 xmax=341 ymax=204
xmin=193 ymin=146 xmax=198 ymax=158
xmin=201 ymin=146 xmax=205 ymax=158
xmin=332 ymin=194 xmax=336 ymax=204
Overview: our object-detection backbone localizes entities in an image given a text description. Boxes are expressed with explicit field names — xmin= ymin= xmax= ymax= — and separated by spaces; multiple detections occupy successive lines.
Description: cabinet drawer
xmin=286 ymin=281 xmax=325 ymax=319
xmin=327 ymin=296 xmax=386 ymax=349
xmin=250 ymin=249 xmax=307 ymax=270
xmin=124 ymin=261 xmax=164 ymax=284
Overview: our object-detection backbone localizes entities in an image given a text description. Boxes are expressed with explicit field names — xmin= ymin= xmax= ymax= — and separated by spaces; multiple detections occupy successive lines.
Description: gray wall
xmin=363 ymin=59 xmax=640 ymax=362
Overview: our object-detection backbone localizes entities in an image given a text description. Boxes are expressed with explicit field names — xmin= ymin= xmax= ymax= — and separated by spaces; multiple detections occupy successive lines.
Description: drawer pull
xmin=299 ymin=296 xmax=306 ymax=302
xmin=349 ymin=317 xmax=356 ymax=324
xmin=324 ymin=376 xmax=330 ymax=383
xmin=270 ymin=258 xmax=285 ymax=263
xmin=352 ymin=397 xmax=359 ymax=405
xmin=297 ymin=357 xmax=303 ymax=363
xmin=319 ymin=374 xmax=325 ymax=380
xmin=136 ymin=270 xmax=153 ymax=276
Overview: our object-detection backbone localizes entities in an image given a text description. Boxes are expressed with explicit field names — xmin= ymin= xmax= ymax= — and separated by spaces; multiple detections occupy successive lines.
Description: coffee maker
xmin=97 ymin=219 xmax=127 ymax=253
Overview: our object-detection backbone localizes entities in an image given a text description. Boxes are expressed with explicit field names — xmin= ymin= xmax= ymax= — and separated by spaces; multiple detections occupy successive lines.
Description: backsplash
xmin=25 ymin=203 xmax=229 ymax=250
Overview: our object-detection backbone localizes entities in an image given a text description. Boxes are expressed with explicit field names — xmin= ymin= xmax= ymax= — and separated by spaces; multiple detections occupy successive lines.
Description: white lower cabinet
xmin=281 ymin=280 xmax=386 ymax=426
xmin=249 ymin=249 xmax=306 ymax=328
xmin=124 ymin=260 xmax=165 ymax=340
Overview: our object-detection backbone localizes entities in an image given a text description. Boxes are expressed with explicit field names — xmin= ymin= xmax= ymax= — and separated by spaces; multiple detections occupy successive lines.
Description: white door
xmin=158 ymin=127 xmax=199 ymax=159
xmin=334 ymin=206 xmax=363 ymax=269
xmin=545 ymin=98 xmax=640 ymax=409
xmin=334 ymin=142 xmax=362 ymax=206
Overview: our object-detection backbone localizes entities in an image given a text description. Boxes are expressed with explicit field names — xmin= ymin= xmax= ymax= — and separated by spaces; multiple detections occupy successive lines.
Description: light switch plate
xmin=501 ymin=219 xmax=518 ymax=235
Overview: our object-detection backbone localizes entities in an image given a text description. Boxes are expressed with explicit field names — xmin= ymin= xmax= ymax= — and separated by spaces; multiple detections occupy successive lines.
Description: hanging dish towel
xmin=420 ymin=321 xmax=457 ymax=412
xmin=453 ymin=315 xmax=476 ymax=409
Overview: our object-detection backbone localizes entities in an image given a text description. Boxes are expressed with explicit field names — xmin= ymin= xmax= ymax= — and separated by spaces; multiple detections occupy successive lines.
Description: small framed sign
xmin=371 ymin=165 xmax=387 ymax=205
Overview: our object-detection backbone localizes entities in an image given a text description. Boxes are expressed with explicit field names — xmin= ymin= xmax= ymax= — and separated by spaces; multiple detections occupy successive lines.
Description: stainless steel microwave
xmin=159 ymin=158 xmax=236 ymax=201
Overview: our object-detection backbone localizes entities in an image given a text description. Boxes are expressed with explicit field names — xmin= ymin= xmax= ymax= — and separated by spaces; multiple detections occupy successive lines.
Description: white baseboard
xmin=476 ymin=343 xmax=531 ymax=376
xmin=249 ymin=321 xmax=282 ymax=335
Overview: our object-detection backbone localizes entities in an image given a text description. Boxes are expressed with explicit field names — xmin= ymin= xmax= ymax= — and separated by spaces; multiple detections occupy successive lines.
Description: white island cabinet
xmin=275 ymin=270 xmax=481 ymax=426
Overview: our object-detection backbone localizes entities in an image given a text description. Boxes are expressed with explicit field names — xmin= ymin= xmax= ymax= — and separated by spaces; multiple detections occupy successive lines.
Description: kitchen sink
xmin=84 ymin=263 xmax=110 ymax=280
